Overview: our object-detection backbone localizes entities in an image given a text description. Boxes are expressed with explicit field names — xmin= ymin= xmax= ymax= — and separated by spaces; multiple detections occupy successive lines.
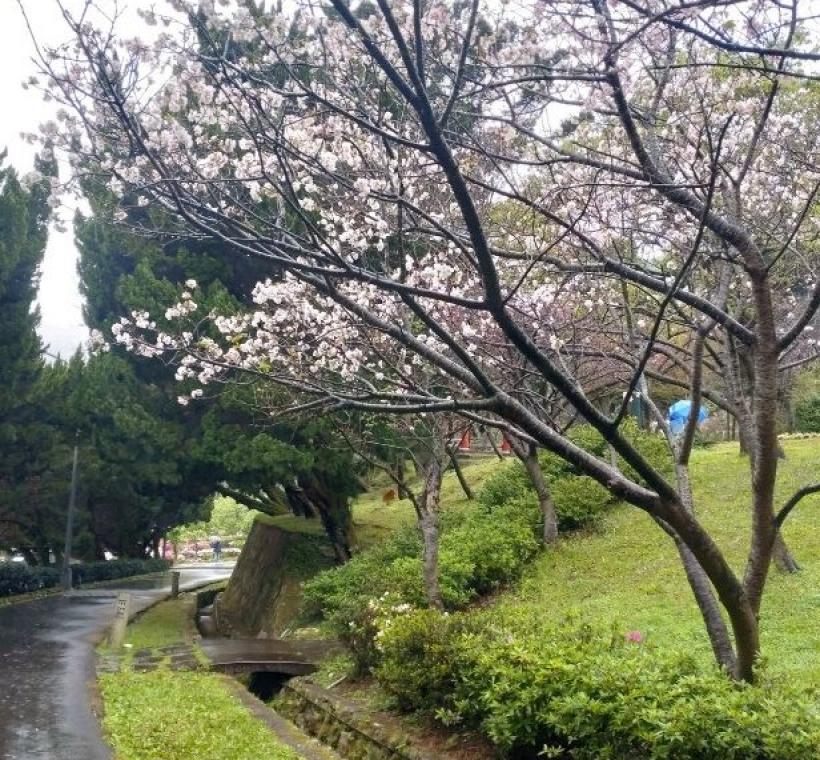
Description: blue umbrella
xmin=667 ymin=399 xmax=709 ymax=435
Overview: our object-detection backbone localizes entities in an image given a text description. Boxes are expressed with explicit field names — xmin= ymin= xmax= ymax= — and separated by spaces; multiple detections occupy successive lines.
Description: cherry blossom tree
xmin=32 ymin=0 xmax=820 ymax=682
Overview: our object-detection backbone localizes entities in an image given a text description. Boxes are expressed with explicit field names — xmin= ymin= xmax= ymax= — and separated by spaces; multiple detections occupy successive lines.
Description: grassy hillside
xmin=350 ymin=456 xmax=500 ymax=547
xmin=346 ymin=440 xmax=819 ymax=689
xmin=494 ymin=439 xmax=819 ymax=689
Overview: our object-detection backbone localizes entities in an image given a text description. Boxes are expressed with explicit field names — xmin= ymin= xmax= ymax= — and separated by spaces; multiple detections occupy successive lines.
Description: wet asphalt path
xmin=0 ymin=564 xmax=233 ymax=760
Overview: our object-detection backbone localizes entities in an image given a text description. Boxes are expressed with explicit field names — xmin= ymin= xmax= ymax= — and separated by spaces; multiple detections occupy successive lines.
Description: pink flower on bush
xmin=625 ymin=630 xmax=644 ymax=644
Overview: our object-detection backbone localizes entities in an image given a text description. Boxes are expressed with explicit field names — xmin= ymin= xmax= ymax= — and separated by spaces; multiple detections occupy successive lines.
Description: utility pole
xmin=62 ymin=430 xmax=80 ymax=591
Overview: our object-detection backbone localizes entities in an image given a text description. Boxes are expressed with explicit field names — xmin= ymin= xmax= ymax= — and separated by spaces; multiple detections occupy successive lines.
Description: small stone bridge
xmin=199 ymin=638 xmax=336 ymax=676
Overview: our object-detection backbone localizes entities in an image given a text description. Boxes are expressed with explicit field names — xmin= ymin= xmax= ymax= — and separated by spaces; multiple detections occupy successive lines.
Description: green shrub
xmin=301 ymin=523 xmax=423 ymax=622
xmin=302 ymin=493 xmax=542 ymax=667
xmin=337 ymin=592 xmax=405 ymax=674
xmin=438 ymin=497 xmax=541 ymax=604
xmin=795 ymin=396 xmax=820 ymax=433
xmin=72 ymin=558 xmax=171 ymax=585
xmin=477 ymin=460 xmax=532 ymax=511
xmin=377 ymin=610 xmax=820 ymax=760
xmin=616 ymin=418 xmax=675 ymax=482
xmin=375 ymin=608 xmax=473 ymax=711
xmin=567 ymin=423 xmax=609 ymax=458
xmin=479 ymin=422 xmax=673 ymax=533
xmin=480 ymin=454 xmax=610 ymax=532
xmin=549 ymin=475 xmax=610 ymax=531
xmin=0 ymin=563 xmax=60 ymax=596
xmin=0 ymin=558 xmax=170 ymax=598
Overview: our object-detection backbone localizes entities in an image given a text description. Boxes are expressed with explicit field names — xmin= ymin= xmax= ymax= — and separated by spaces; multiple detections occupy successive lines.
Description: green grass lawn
xmin=99 ymin=593 xmax=304 ymax=760
xmin=351 ymin=456 xmax=500 ymax=547
xmin=492 ymin=439 xmax=820 ymax=690
xmin=123 ymin=597 xmax=198 ymax=651
xmin=255 ymin=512 xmax=328 ymax=536
xmin=100 ymin=670 xmax=301 ymax=760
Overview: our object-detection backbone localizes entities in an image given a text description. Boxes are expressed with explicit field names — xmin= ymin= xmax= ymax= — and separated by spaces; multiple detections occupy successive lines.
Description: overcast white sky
xmin=0 ymin=0 xmax=91 ymax=357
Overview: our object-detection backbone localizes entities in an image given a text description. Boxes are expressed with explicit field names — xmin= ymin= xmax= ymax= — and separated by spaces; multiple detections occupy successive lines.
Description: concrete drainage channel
xmin=275 ymin=680 xmax=439 ymax=760
xmin=193 ymin=589 xmax=436 ymax=760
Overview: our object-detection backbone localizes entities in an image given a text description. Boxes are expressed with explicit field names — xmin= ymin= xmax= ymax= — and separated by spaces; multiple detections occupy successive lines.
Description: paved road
xmin=0 ymin=565 xmax=233 ymax=760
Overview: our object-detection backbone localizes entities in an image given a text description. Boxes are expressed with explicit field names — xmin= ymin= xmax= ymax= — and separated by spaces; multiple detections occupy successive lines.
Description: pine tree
xmin=0 ymin=151 xmax=53 ymax=556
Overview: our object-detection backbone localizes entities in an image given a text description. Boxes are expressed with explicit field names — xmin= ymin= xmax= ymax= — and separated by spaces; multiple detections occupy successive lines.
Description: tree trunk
xmin=735 ymin=412 xmax=799 ymax=574
xmin=738 ymin=424 xmax=751 ymax=455
xmin=484 ymin=429 xmax=504 ymax=460
xmin=736 ymin=272 xmax=781 ymax=675
xmin=297 ymin=478 xmax=353 ymax=564
xmin=515 ymin=441 xmax=558 ymax=545
xmin=418 ymin=455 xmax=444 ymax=609
xmin=395 ymin=456 xmax=412 ymax=500
xmin=669 ymin=464 xmax=737 ymax=672
xmin=447 ymin=447 xmax=474 ymax=500
xmin=659 ymin=500 xmax=759 ymax=682
xmin=772 ymin=532 xmax=801 ymax=573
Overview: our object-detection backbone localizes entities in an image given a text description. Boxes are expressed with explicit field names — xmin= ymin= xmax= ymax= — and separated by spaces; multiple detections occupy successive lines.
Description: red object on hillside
xmin=500 ymin=437 xmax=512 ymax=454
xmin=458 ymin=430 xmax=472 ymax=451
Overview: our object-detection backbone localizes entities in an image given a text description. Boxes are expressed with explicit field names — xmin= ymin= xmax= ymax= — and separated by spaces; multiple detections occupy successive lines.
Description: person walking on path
xmin=211 ymin=536 xmax=222 ymax=562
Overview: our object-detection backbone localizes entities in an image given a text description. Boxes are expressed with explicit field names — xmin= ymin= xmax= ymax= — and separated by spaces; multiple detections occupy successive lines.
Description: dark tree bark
xmin=446 ymin=445 xmax=474 ymax=500
xmin=395 ymin=455 xmax=412 ymax=500
xmin=484 ymin=429 xmax=504 ymax=460
xmin=415 ymin=449 xmax=445 ymax=609
xmin=509 ymin=437 xmax=558 ymax=545
xmin=772 ymin=533 xmax=801 ymax=573
xmin=667 ymin=465 xmax=737 ymax=672
xmin=298 ymin=476 xmax=354 ymax=564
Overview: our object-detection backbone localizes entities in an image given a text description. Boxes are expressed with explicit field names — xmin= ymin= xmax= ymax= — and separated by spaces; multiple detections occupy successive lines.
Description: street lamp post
xmin=62 ymin=430 xmax=80 ymax=591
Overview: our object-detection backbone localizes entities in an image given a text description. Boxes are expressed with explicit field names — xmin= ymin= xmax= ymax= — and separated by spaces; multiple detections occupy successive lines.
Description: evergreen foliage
xmin=71 ymin=185 xmax=362 ymax=558
xmin=0 ymin=151 xmax=54 ymax=558
xmin=794 ymin=396 xmax=820 ymax=433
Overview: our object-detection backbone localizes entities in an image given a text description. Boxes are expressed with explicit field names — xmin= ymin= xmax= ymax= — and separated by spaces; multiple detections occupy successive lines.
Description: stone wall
xmin=218 ymin=519 xmax=293 ymax=636
xmin=217 ymin=518 xmax=333 ymax=637
xmin=276 ymin=678 xmax=438 ymax=760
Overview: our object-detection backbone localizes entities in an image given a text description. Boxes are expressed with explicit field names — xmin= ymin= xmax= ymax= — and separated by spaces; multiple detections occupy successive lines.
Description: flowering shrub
xmin=338 ymin=592 xmax=417 ymax=674
xmin=375 ymin=608 xmax=475 ymax=712
xmin=301 ymin=523 xmax=423 ymax=618
xmin=301 ymin=497 xmax=541 ymax=665
xmin=377 ymin=610 xmax=820 ymax=759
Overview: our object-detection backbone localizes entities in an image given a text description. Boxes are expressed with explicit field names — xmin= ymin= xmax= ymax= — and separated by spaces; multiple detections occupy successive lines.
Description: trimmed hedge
xmin=0 ymin=563 xmax=60 ymax=597
xmin=72 ymin=558 xmax=171 ymax=585
xmin=376 ymin=609 xmax=820 ymax=760
xmin=0 ymin=558 xmax=171 ymax=598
